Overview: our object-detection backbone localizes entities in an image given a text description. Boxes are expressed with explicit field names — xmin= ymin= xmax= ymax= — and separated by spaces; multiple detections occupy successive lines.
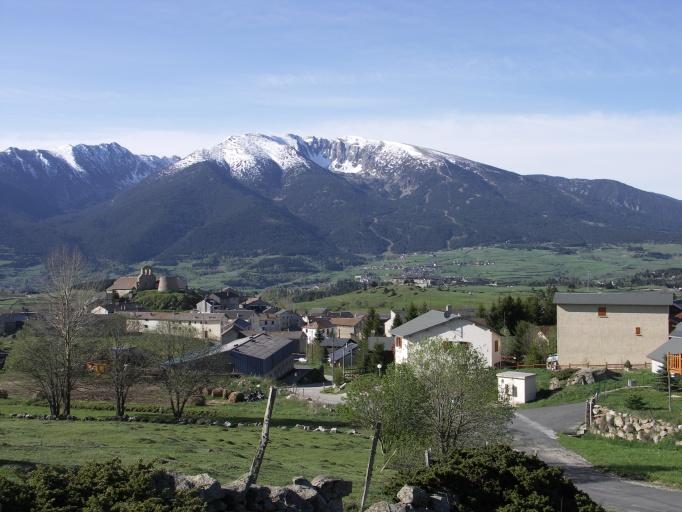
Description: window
xmin=511 ymin=385 xmax=518 ymax=398
xmin=598 ymin=306 xmax=607 ymax=317
xmin=395 ymin=336 xmax=402 ymax=349
xmin=635 ymin=326 xmax=641 ymax=336
xmin=494 ymin=339 xmax=499 ymax=352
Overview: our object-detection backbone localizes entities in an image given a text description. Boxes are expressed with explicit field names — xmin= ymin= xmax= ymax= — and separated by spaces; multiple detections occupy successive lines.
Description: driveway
xmin=512 ymin=403 xmax=682 ymax=512
xmin=287 ymin=381 xmax=346 ymax=405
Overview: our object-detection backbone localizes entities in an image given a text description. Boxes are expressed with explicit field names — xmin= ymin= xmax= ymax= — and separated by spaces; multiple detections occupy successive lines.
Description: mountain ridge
xmin=1 ymin=134 xmax=681 ymax=265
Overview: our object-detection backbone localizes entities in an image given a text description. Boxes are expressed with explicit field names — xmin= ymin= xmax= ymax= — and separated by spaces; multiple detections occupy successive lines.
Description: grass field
xmin=598 ymin=386 xmax=682 ymax=424
xmin=0 ymin=397 xmax=390 ymax=504
xmin=3 ymin=243 xmax=682 ymax=293
xmin=518 ymin=369 xmax=660 ymax=409
xmin=559 ymin=433 xmax=682 ymax=489
xmin=293 ymin=283 xmax=538 ymax=313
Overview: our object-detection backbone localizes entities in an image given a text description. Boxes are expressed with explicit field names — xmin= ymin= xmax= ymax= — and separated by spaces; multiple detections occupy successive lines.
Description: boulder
xmin=174 ymin=473 xmax=225 ymax=503
xmin=548 ymin=377 xmax=561 ymax=391
xmin=311 ymin=476 xmax=353 ymax=501
xmin=397 ymin=485 xmax=429 ymax=507
xmin=270 ymin=486 xmax=311 ymax=512
xmin=285 ymin=484 xmax=327 ymax=511
xmin=566 ymin=368 xmax=616 ymax=386
xmin=212 ymin=388 xmax=224 ymax=398
xmin=221 ymin=478 xmax=248 ymax=507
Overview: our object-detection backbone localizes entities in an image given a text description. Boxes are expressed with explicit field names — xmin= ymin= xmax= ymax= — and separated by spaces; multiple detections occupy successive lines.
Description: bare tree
xmin=106 ymin=319 xmax=146 ymax=417
xmin=11 ymin=323 xmax=68 ymax=416
xmin=155 ymin=323 xmax=215 ymax=419
xmin=42 ymin=247 xmax=97 ymax=416
xmin=12 ymin=247 xmax=97 ymax=417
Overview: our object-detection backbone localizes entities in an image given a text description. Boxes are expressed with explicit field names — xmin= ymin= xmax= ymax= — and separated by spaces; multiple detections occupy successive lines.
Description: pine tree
xmin=392 ymin=312 xmax=403 ymax=328
xmin=406 ymin=302 xmax=419 ymax=321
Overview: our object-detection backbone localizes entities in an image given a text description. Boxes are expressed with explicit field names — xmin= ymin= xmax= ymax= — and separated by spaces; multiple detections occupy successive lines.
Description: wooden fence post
xmin=360 ymin=422 xmax=382 ymax=512
xmin=245 ymin=386 xmax=277 ymax=489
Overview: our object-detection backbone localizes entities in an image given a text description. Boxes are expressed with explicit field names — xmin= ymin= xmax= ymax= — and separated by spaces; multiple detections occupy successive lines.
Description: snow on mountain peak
xmin=50 ymin=144 xmax=86 ymax=173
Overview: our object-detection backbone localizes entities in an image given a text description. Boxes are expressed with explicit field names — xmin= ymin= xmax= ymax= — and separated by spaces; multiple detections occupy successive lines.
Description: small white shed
xmin=497 ymin=371 xmax=537 ymax=405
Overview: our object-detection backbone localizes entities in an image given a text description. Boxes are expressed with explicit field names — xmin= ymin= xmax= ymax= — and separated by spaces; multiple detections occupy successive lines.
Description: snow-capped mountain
xmin=2 ymin=133 xmax=682 ymax=266
xmin=170 ymin=133 xmax=486 ymax=185
xmin=0 ymin=142 xmax=177 ymax=216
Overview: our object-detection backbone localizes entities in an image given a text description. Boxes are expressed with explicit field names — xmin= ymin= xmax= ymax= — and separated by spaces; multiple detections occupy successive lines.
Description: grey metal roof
xmin=647 ymin=338 xmax=682 ymax=362
xmin=320 ymin=337 xmax=354 ymax=348
xmin=230 ymin=334 xmax=296 ymax=360
xmin=670 ymin=324 xmax=682 ymax=338
xmin=329 ymin=342 xmax=358 ymax=363
xmin=554 ymin=291 xmax=674 ymax=306
xmin=391 ymin=310 xmax=463 ymax=337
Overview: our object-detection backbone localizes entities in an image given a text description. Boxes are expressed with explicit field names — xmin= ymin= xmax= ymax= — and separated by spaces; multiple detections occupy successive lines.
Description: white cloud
xmin=2 ymin=113 xmax=680 ymax=198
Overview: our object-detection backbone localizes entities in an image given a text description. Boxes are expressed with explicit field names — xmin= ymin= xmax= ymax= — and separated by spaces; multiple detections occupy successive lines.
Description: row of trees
xmin=11 ymin=247 xmax=216 ymax=419
xmin=477 ymin=286 xmax=557 ymax=335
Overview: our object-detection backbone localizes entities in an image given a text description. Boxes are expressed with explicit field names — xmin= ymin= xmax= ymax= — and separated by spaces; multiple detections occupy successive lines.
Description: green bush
xmin=133 ymin=290 xmax=203 ymax=311
xmin=624 ymin=393 xmax=646 ymax=410
xmin=388 ymin=445 xmax=604 ymax=512
xmin=554 ymin=368 xmax=578 ymax=380
xmin=0 ymin=459 xmax=205 ymax=511
xmin=333 ymin=367 xmax=345 ymax=386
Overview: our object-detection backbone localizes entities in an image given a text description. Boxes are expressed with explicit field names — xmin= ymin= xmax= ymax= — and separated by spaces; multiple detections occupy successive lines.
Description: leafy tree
xmin=343 ymin=338 xmax=513 ymax=465
xmin=310 ymin=329 xmax=325 ymax=366
xmin=406 ymin=302 xmax=419 ymax=321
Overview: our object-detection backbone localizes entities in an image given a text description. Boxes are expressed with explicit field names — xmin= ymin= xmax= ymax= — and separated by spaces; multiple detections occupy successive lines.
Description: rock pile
xmin=366 ymin=485 xmax=455 ymax=512
xmin=584 ymin=404 xmax=682 ymax=444
xmin=566 ymin=368 xmax=616 ymax=386
xmin=169 ymin=473 xmax=353 ymax=512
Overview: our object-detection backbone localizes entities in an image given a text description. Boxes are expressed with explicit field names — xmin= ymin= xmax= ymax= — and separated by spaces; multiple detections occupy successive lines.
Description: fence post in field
xmin=245 ymin=386 xmax=277 ymax=489
xmin=360 ymin=422 xmax=382 ymax=512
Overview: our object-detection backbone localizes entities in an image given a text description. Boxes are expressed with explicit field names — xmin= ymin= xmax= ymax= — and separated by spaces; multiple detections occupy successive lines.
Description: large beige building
xmin=555 ymin=291 xmax=673 ymax=366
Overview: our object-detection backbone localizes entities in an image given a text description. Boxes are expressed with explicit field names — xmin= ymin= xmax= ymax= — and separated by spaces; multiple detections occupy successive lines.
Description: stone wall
xmin=173 ymin=473 xmax=452 ymax=512
xmin=585 ymin=404 xmax=682 ymax=444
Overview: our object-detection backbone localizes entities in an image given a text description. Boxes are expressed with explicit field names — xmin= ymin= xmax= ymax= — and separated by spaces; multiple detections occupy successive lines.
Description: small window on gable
xmin=598 ymin=307 xmax=607 ymax=317
xmin=395 ymin=336 xmax=402 ymax=349
xmin=635 ymin=326 xmax=641 ymax=336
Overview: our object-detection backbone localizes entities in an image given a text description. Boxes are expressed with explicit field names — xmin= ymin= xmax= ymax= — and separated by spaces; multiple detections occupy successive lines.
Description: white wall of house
xmin=126 ymin=318 xmax=223 ymax=341
xmin=394 ymin=319 xmax=502 ymax=367
xmin=303 ymin=326 xmax=336 ymax=344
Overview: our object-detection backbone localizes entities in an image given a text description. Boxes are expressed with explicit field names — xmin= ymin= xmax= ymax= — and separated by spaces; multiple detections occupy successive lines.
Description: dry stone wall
xmin=585 ymin=404 xmax=682 ymax=444
xmin=172 ymin=473 xmax=453 ymax=512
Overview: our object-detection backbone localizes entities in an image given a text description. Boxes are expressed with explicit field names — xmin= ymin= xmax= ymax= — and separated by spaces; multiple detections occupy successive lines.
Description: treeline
xmin=477 ymin=286 xmax=557 ymax=335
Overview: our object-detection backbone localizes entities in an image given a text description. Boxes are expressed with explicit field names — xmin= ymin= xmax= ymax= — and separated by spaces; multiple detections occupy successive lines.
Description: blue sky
xmin=1 ymin=0 xmax=680 ymax=197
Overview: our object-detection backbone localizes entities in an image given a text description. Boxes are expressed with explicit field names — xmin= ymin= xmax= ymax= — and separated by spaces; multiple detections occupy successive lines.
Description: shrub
xmin=0 ymin=459 xmax=205 ymax=511
xmin=333 ymin=367 xmax=345 ymax=386
xmin=624 ymin=393 xmax=646 ymax=410
xmin=624 ymin=360 xmax=632 ymax=371
xmin=555 ymin=368 xmax=578 ymax=380
xmin=388 ymin=445 xmax=604 ymax=512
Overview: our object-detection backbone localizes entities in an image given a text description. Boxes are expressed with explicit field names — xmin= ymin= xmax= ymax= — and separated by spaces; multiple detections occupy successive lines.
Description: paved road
xmin=512 ymin=403 xmax=682 ymax=512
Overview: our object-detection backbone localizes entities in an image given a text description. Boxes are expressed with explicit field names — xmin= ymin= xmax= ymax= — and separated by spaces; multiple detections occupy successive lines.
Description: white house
xmin=391 ymin=306 xmax=502 ymax=367
xmin=647 ymin=324 xmax=682 ymax=373
xmin=384 ymin=310 xmax=405 ymax=336
xmin=497 ymin=371 xmax=537 ymax=405
xmin=302 ymin=317 xmax=336 ymax=344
